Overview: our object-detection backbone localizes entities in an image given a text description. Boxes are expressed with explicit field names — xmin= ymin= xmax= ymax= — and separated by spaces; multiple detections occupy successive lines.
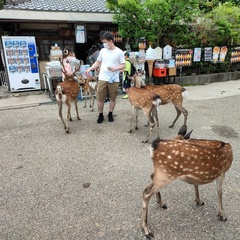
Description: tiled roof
xmin=4 ymin=0 xmax=110 ymax=13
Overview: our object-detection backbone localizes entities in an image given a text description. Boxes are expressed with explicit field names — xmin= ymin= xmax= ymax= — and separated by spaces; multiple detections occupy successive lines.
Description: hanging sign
xmin=212 ymin=46 xmax=220 ymax=63
xmin=163 ymin=45 xmax=172 ymax=60
xmin=219 ymin=46 xmax=228 ymax=63
xmin=75 ymin=25 xmax=86 ymax=43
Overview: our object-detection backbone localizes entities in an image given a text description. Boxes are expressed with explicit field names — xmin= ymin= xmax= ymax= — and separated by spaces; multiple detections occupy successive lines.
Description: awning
xmin=0 ymin=9 xmax=114 ymax=23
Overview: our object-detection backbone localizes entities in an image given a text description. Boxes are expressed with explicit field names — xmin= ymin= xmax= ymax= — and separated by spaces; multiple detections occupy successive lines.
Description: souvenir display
xmin=175 ymin=49 xmax=193 ymax=67
xmin=230 ymin=48 xmax=240 ymax=63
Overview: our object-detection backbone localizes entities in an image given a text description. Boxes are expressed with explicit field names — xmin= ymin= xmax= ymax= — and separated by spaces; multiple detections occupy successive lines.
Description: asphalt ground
xmin=0 ymin=82 xmax=240 ymax=240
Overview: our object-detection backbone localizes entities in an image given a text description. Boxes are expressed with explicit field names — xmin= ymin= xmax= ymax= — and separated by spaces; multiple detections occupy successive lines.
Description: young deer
xmin=78 ymin=74 xmax=98 ymax=112
xmin=141 ymin=125 xmax=233 ymax=239
xmin=55 ymin=61 xmax=81 ymax=133
xmin=127 ymin=71 xmax=161 ymax=143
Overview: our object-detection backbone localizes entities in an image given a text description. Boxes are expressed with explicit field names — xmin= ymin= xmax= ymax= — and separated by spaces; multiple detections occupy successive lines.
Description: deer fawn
xmin=127 ymin=70 xmax=161 ymax=143
xmin=78 ymin=74 xmax=98 ymax=112
xmin=142 ymin=125 xmax=233 ymax=238
xmin=55 ymin=60 xmax=81 ymax=133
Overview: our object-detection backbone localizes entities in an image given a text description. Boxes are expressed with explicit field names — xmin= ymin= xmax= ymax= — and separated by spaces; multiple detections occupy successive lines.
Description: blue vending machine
xmin=1 ymin=36 xmax=41 ymax=92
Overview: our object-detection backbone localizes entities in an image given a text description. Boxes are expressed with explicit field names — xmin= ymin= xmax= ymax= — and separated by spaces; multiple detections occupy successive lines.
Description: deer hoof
xmin=142 ymin=140 xmax=149 ymax=143
xmin=196 ymin=201 xmax=205 ymax=206
xmin=135 ymin=126 xmax=138 ymax=130
xmin=169 ymin=125 xmax=174 ymax=128
xmin=161 ymin=203 xmax=167 ymax=209
xmin=127 ymin=130 xmax=132 ymax=133
xmin=83 ymin=106 xmax=86 ymax=108
xmin=218 ymin=215 xmax=228 ymax=221
xmin=66 ymin=129 xmax=70 ymax=133
xmin=145 ymin=232 xmax=154 ymax=239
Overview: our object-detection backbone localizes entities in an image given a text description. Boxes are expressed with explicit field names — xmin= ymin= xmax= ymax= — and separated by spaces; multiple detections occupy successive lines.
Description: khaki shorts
xmin=97 ymin=80 xmax=119 ymax=101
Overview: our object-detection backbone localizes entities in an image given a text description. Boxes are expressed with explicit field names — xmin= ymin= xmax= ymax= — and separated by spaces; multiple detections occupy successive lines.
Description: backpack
xmin=126 ymin=59 xmax=136 ymax=77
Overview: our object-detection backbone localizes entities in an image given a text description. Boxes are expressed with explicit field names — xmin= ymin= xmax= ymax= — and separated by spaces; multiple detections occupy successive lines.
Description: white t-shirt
xmin=97 ymin=47 xmax=125 ymax=82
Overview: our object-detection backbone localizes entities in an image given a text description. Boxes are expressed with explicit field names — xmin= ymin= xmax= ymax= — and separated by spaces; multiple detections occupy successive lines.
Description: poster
xmin=204 ymin=47 xmax=212 ymax=61
xmin=75 ymin=25 xmax=86 ymax=43
xmin=175 ymin=49 xmax=193 ymax=67
xmin=219 ymin=46 xmax=228 ymax=63
xmin=230 ymin=47 xmax=240 ymax=63
xmin=212 ymin=46 xmax=220 ymax=63
xmin=193 ymin=48 xmax=201 ymax=62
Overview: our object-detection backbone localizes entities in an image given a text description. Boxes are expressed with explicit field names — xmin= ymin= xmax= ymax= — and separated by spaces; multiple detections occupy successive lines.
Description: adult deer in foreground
xmin=78 ymin=74 xmax=98 ymax=112
xmin=55 ymin=60 xmax=81 ymax=133
xmin=141 ymin=125 xmax=233 ymax=239
xmin=127 ymin=70 xmax=161 ymax=143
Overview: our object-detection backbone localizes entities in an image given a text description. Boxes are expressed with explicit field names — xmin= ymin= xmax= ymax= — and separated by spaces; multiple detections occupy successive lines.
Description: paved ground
xmin=0 ymin=80 xmax=240 ymax=240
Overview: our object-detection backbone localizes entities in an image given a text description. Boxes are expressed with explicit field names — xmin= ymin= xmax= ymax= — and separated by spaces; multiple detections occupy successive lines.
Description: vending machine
xmin=1 ymin=36 xmax=41 ymax=92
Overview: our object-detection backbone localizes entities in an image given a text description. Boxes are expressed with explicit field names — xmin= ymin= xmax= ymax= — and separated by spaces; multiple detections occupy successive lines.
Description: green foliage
xmin=106 ymin=0 xmax=199 ymax=47
xmin=106 ymin=0 xmax=240 ymax=47
xmin=0 ymin=0 xmax=4 ymax=10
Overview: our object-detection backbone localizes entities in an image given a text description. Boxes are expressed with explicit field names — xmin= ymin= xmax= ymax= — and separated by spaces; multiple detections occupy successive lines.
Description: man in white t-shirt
xmin=84 ymin=32 xmax=125 ymax=124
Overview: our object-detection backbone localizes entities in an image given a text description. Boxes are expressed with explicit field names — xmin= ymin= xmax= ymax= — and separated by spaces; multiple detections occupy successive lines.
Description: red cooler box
xmin=153 ymin=68 xmax=167 ymax=77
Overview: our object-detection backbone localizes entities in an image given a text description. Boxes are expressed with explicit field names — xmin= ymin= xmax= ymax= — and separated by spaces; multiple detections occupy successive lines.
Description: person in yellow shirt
xmin=122 ymin=52 xmax=132 ymax=99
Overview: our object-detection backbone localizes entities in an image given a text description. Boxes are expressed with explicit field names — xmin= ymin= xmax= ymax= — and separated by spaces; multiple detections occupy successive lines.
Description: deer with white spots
xmin=141 ymin=125 xmax=233 ymax=239
xmin=127 ymin=70 xmax=161 ymax=143
xmin=55 ymin=60 xmax=81 ymax=133
xmin=131 ymin=72 xmax=188 ymax=128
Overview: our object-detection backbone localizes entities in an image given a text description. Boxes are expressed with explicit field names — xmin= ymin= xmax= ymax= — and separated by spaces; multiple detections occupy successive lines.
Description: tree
xmin=106 ymin=0 xmax=200 ymax=48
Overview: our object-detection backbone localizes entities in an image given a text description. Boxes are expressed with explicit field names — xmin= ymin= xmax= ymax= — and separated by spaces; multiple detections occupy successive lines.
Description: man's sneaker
xmin=122 ymin=94 xmax=128 ymax=99
xmin=97 ymin=113 xmax=104 ymax=124
xmin=104 ymin=98 xmax=110 ymax=103
xmin=108 ymin=112 xmax=114 ymax=122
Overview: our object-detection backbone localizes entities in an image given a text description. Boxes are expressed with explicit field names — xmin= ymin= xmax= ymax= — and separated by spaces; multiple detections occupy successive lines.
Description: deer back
xmin=145 ymin=84 xmax=186 ymax=105
xmin=150 ymin=137 xmax=233 ymax=185
xmin=128 ymin=86 xmax=159 ymax=109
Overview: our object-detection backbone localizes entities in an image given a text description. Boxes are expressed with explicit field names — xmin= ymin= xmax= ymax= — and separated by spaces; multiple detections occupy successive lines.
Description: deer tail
xmin=56 ymin=86 xmax=63 ymax=99
xmin=182 ymin=88 xmax=188 ymax=101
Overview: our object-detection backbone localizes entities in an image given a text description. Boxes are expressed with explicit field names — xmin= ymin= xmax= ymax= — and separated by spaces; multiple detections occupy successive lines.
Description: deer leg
xmin=194 ymin=184 xmax=204 ymax=206
xmin=142 ymin=109 xmax=155 ymax=143
xmin=90 ymin=91 xmax=94 ymax=111
xmin=142 ymin=183 xmax=155 ymax=239
xmin=150 ymin=173 xmax=167 ymax=209
xmin=58 ymin=101 xmax=67 ymax=130
xmin=153 ymin=105 xmax=160 ymax=140
xmin=169 ymin=105 xmax=188 ymax=128
xmin=74 ymin=98 xmax=81 ymax=120
xmin=169 ymin=105 xmax=181 ymax=128
xmin=65 ymin=103 xmax=71 ymax=133
xmin=128 ymin=107 xmax=138 ymax=133
xmin=216 ymin=173 xmax=227 ymax=221
xmin=142 ymin=177 xmax=173 ymax=238
xmin=83 ymin=90 xmax=87 ymax=108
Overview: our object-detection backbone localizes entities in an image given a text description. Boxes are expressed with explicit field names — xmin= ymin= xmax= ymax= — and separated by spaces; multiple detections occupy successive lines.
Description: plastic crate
xmin=153 ymin=68 xmax=167 ymax=77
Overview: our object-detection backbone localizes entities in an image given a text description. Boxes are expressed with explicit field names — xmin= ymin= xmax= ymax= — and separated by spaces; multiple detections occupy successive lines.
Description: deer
xmin=141 ymin=125 xmax=233 ymax=239
xmin=78 ymin=74 xmax=98 ymax=112
xmin=55 ymin=60 xmax=81 ymax=133
xmin=132 ymin=72 xmax=188 ymax=128
xmin=127 ymin=70 xmax=161 ymax=143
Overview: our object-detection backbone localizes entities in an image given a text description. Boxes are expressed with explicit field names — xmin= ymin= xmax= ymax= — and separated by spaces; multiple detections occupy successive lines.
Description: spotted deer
xmin=55 ymin=60 xmax=81 ymax=133
xmin=127 ymin=71 xmax=161 ymax=143
xmin=145 ymin=84 xmax=188 ymax=128
xmin=78 ymin=74 xmax=98 ymax=112
xmin=131 ymin=72 xmax=188 ymax=128
xmin=141 ymin=125 xmax=233 ymax=239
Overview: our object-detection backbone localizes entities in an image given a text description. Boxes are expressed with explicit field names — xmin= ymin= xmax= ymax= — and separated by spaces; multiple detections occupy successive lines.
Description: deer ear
xmin=184 ymin=129 xmax=193 ymax=140
xmin=178 ymin=125 xmax=187 ymax=136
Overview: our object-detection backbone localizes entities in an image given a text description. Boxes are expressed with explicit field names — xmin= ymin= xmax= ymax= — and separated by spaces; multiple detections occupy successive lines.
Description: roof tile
xmin=4 ymin=0 xmax=110 ymax=13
